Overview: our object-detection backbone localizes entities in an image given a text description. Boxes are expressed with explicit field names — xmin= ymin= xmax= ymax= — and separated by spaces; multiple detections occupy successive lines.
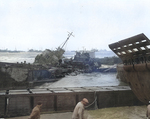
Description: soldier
xmin=72 ymin=98 xmax=89 ymax=119
xmin=28 ymin=101 xmax=42 ymax=119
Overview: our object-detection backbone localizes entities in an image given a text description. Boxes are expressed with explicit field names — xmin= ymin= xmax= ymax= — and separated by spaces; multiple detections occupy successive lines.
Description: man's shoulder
xmin=76 ymin=102 xmax=84 ymax=107
xmin=33 ymin=106 xmax=40 ymax=111
xmin=77 ymin=102 xmax=81 ymax=104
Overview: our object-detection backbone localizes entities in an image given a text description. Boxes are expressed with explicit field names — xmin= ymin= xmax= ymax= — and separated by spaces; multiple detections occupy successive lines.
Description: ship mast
xmin=60 ymin=32 xmax=74 ymax=49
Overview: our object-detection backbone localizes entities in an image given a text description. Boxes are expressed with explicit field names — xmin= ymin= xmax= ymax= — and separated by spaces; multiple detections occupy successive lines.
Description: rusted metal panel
xmin=136 ymin=71 xmax=150 ymax=102
xmin=117 ymin=63 xmax=150 ymax=104
xmin=117 ymin=65 xmax=128 ymax=83
xmin=97 ymin=91 xmax=116 ymax=108
xmin=114 ymin=90 xmax=142 ymax=106
xmin=97 ymin=90 xmax=142 ymax=108
xmin=146 ymin=62 xmax=150 ymax=70
xmin=0 ymin=96 xmax=6 ymax=117
xmin=33 ymin=94 xmax=55 ymax=112
xmin=134 ymin=63 xmax=148 ymax=71
xmin=7 ymin=95 xmax=30 ymax=117
xmin=119 ymin=67 xmax=147 ymax=103
xmin=123 ymin=65 xmax=134 ymax=72
xmin=56 ymin=92 xmax=76 ymax=111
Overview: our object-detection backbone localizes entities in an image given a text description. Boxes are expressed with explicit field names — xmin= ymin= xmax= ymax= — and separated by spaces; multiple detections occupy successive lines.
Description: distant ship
xmin=0 ymin=49 xmax=21 ymax=53
xmin=28 ymin=49 xmax=42 ymax=52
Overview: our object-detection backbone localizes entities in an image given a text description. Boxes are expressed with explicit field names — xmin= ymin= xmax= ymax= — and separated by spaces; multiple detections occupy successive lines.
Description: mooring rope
xmin=85 ymin=91 xmax=98 ymax=109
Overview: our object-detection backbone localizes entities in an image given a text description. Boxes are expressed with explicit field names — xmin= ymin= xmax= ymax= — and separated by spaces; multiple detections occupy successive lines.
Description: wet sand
xmin=6 ymin=105 xmax=147 ymax=119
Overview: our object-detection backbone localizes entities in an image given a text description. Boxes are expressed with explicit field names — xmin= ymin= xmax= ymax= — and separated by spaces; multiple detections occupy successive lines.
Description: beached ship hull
xmin=117 ymin=63 xmax=150 ymax=104
xmin=0 ymin=61 xmax=72 ymax=90
xmin=109 ymin=33 xmax=150 ymax=104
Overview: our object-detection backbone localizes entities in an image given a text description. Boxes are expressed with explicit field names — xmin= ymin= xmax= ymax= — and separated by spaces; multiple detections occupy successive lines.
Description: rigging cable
xmin=85 ymin=91 xmax=98 ymax=109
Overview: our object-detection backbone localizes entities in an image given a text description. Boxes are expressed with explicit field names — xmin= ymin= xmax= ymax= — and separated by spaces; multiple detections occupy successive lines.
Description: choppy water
xmin=0 ymin=52 xmax=40 ymax=63
xmin=0 ymin=52 xmax=127 ymax=87
xmin=37 ymin=72 xmax=126 ymax=88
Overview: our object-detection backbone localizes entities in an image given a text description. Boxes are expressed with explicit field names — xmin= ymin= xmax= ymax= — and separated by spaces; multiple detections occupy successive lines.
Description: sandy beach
xmin=5 ymin=105 xmax=147 ymax=119
xmin=87 ymin=105 xmax=147 ymax=119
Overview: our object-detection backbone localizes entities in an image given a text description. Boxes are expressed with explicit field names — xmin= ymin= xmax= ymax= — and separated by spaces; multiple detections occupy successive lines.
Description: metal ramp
xmin=109 ymin=33 xmax=150 ymax=65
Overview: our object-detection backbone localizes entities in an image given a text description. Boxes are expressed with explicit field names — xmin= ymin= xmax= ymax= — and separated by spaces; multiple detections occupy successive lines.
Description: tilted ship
xmin=0 ymin=32 xmax=102 ymax=90
xmin=109 ymin=33 xmax=150 ymax=104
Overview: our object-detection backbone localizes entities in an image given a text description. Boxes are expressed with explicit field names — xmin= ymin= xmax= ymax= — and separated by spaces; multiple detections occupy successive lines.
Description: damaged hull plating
xmin=0 ymin=62 xmax=69 ymax=90
xmin=109 ymin=33 xmax=150 ymax=104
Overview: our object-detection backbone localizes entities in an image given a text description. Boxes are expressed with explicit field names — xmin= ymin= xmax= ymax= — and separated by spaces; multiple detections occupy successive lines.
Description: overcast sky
xmin=0 ymin=0 xmax=150 ymax=51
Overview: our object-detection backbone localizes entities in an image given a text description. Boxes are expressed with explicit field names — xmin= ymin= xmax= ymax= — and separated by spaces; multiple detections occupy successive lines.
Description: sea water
xmin=37 ymin=72 xmax=126 ymax=88
xmin=0 ymin=52 xmax=40 ymax=63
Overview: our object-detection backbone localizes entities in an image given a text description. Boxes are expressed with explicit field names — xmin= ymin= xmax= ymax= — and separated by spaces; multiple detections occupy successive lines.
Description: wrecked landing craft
xmin=109 ymin=33 xmax=150 ymax=104
xmin=0 ymin=32 xmax=74 ymax=89
xmin=28 ymin=32 xmax=75 ymax=83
